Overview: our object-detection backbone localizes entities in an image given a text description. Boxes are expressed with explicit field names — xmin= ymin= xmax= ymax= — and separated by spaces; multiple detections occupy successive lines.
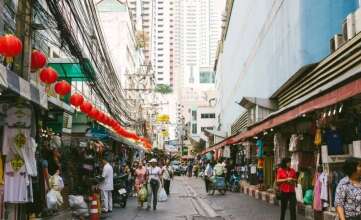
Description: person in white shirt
xmin=204 ymin=160 xmax=214 ymax=193
xmin=162 ymin=161 xmax=174 ymax=196
xmin=100 ymin=156 xmax=114 ymax=213
xmin=146 ymin=158 xmax=162 ymax=210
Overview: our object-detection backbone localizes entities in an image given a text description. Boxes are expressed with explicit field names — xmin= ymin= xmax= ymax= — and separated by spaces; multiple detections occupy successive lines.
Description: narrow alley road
xmin=105 ymin=176 xmax=306 ymax=220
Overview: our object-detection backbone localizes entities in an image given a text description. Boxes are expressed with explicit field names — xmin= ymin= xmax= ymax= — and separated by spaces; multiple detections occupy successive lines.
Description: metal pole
xmin=14 ymin=0 xmax=32 ymax=80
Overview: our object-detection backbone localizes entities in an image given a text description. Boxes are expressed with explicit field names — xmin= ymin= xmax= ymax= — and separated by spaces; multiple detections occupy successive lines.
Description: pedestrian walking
xmin=204 ymin=160 xmax=214 ymax=193
xmin=187 ymin=161 xmax=193 ymax=177
xmin=335 ymin=157 xmax=361 ymax=220
xmin=146 ymin=158 xmax=162 ymax=210
xmin=100 ymin=155 xmax=114 ymax=213
xmin=162 ymin=161 xmax=174 ymax=196
xmin=134 ymin=161 xmax=147 ymax=207
xmin=276 ymin=157 xmax=297 ymax=220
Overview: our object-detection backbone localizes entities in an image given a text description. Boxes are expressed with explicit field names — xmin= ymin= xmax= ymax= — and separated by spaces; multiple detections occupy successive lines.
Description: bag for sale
xmin=138 ymin=185 xmax=148 ymax=202
xmin=158 ymin=187 xmax=168 ymax=202
xmin=295 ymin=184 xmax=304 ymax=203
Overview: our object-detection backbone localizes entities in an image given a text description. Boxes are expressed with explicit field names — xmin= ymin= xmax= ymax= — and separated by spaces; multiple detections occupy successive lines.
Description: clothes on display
xmin=1 ymin=103 xmax=37 ymax=204
xmin=314 ymin=128 xmax=322 ymax=146
xmin=313 ymin=172 xmax=322 ymax=211
xmin=256 ymin=140 xmax=264 ymax=158
xmin=324 ymin=129 xmax=343 ymax=155
xmin=274 ymin=133 xmax=288 ymax=165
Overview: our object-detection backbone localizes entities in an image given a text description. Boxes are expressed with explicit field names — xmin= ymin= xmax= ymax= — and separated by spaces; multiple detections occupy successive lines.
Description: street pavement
xmin=105 ymin=176 xmax=307 ymax=220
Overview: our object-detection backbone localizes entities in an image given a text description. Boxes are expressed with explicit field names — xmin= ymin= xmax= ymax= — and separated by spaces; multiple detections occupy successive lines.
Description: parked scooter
xmin=113 ymin=175 xmax=128 ymax=208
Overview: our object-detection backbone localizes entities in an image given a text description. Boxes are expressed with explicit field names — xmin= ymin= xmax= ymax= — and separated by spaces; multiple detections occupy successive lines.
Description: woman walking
xmin=277 ymin=157 xmax=297 ymax=220
xmin=147 ymin=158 xmax=162 ymax=210
xmin=134 ymin=161 xmax=147 ymax=207
xmin=335 ymin=157 xmax=361 ymax=220
xmin=162 ymin=161 xmax=174 ymax=196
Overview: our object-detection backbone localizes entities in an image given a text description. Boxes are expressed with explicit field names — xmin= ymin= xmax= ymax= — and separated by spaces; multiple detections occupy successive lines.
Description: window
xmin=201 ymin=127 xmax=214 ymax=132
xmin=192 ymin=123 xmax=197 ymax=134
xmin=158 ymin=78 xmax=164 ymax=81
xmin=201 ymin=113 xmax=216 ymax=119
xmin=158 ymin=72 xmax=163 ymax=75
xmin=199 ymin=71 xmax=215 ymax=84
xmin=192 ymin=110 xmax=197 ymax=121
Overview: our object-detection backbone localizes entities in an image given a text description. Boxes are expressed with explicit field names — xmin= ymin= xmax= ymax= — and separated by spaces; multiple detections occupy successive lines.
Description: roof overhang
xmin=238 ymin=97 xmax=277 ymax=110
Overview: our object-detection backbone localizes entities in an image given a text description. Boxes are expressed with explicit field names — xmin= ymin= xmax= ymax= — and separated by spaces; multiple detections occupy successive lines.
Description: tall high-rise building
xmin=174 ymin=0 xmax=226 ymax=140
xmin=128 ymin=0 xmax=175 ymax=87
xmin=128 ymin=0 xmax=153 ymax=64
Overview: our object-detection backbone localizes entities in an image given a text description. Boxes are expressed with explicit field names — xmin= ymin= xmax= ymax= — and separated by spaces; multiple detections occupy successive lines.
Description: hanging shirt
xmin=325 ymin=130 xmax=343 ymax=155
xmin=256 ymin=140 xmax=264 ymax=158
xmin=100 ymin=163 xmax=114 ymax=191
xmin=319 ymin=172 xmax=328 ymax=201
xmin=4 ymin=162 xmax=32 ymax=203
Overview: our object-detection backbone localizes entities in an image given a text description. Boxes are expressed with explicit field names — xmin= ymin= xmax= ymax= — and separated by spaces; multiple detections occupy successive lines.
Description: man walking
xmin=100 ymin=154 xmax=114 ymax=213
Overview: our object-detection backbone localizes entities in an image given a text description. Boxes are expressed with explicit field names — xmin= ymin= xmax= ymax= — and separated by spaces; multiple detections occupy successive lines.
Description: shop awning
xmin=48 ymin=58 xmax=95 ymax=81
xmin=204 ymin=65 xmax=361 ymax=154
xmin=0 ymin=64 xmax=48 ymax=108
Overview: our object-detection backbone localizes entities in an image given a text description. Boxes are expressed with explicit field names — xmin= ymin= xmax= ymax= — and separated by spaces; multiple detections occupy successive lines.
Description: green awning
xmin=48 ymin=58 xmax=95 ymax=81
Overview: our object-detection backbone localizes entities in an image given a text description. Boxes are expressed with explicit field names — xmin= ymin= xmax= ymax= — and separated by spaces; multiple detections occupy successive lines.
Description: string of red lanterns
xmin=69 ymin=93 xmax=152 ymax=150
xmin=0 ymin=35 xmax=151 ymax=149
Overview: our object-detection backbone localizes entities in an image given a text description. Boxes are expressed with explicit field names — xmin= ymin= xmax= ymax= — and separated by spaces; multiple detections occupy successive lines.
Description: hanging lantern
xmin=39 ymin=67 xmax=58 ymax=84
xmin=96 ymin=112 xmax=105 ymax=122
xmin=0 ymin=34 xmax=23 ymax=60
xmin=31 ymin=50 xmax=47 ymax=71
xmin=80 ymin=101 xmax=92 ymax=114
xmin=54 ymin=80 xmax=71 ymax=96
xmin=87 ymin=108 xmax=99 ymax=119
xmin=69 ymin=93 xmax=84 ymax=107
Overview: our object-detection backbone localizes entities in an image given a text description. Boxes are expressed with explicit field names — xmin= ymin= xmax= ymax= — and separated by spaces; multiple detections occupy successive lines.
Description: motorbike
xmin=208 ymin=176 xmax=226 ymax=195
xmin=113 ymin=175 xmax=128 ymax=208
xmin=228 ymin=170 xmax=241 ymax=192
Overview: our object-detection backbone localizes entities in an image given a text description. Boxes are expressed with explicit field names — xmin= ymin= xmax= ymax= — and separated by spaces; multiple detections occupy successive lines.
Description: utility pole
xmin=14 ymin=0 xmax=33 ymax=80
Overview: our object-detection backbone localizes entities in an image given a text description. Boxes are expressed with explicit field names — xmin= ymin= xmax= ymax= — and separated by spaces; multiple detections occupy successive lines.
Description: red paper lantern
xmin=69 ymin=93 xmax=84 ymax=107
xmin=87 ymin=108 xmax=99 ymax=119
xmin=96 ymin=112 xmax=105 ymax=122
xmin=0 ymin=34 xmax=22 ymax=57
xmin=31 ymin=50 xmax=47 ymax=70
xmin=80 ymin=101 xmax=92 ymax=114
xmin=54 ymin=80 xmax=71 ymax=96
xmin=39 ymin=67 xmax=58 ymax=84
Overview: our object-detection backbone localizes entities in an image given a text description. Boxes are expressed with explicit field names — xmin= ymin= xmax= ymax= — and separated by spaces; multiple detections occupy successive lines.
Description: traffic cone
xmin=89 ymin=194 xmax=100 ymax=220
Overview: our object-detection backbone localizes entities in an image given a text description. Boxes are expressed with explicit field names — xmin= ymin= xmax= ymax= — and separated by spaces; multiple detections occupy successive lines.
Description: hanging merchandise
xmin=313 ymin=172 xmax=323 ymax=211
xmin=2 ymin=101 xmax=37 ymax=203
xmin=324 ymin=126 xmax=343 ymax=155
xmin=289 ymin=134 xmax=302 ymax=152
xmin=295 ymin=184 xmax=304 ymax=203
xmin=274 ymin=133 xmax=288 ymax=165
xmin=314 ymin=128 xmax=322 ymax=146
xmin=319 ymin=172 xmax=329 ymax=208
xmin=256 ymin=140 xmax=264 ymax=158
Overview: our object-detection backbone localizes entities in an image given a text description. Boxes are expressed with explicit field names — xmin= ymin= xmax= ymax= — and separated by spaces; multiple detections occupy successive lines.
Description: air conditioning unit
xmin=346 ymin=13 xmax=356 ymax=40
xmin=330 ymin=34 xmax=345 ymax=53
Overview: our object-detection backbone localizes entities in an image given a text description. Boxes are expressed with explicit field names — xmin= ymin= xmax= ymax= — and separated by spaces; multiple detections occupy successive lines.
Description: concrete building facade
xmin=215 ymin=0 xmax=360 ymax=135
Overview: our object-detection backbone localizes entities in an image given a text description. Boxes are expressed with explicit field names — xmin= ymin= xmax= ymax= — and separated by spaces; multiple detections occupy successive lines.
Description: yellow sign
xmin=160 ymin=129 xmax=169 ymax=137
xmin=156 ymin=114 xmax=170 ymax=123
